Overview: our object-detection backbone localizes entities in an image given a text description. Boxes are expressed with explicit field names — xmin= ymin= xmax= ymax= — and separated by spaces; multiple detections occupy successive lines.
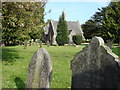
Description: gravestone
xmin=46 ymin=41 xmax=50 ymax=47
xmin=24 ymin=41 xmax=27 ymax=49
xmin=107 ymin=40 xmax=113 ymax=49
xmin=71 ymin=36 xmax=120 ymax=88
xmin=26 ymin=48 xmax=52 ymax=88
xmin=39 ymin=40 xmax=42 ymax=48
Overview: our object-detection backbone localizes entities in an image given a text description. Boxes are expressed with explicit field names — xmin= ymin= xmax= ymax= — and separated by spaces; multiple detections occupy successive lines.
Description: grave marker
xmin=26 ymin=48 xmax=52 ymax=88
xmin=71 ymin=36 xmax=120 ymax=88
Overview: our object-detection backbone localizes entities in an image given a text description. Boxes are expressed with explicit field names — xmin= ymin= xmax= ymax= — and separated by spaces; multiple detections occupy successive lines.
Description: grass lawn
xmin=112 ymin=47 xmax=120 ymax=59
xmin=1 ymin=44 xmax=120 ymax=88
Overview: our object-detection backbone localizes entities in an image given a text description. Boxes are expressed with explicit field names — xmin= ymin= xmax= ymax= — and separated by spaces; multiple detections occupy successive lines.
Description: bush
xmin=72 ymin=35 xmax=82 ymax=45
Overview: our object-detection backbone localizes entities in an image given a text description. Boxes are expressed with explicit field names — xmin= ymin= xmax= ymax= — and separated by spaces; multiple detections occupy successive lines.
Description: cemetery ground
xmin=1 ymin=44 xmax=120 ymax=88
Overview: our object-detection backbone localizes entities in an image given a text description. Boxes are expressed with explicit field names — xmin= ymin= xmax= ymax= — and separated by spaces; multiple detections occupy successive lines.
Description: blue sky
xmin=44 ymin=2 xmax=109 ymax=24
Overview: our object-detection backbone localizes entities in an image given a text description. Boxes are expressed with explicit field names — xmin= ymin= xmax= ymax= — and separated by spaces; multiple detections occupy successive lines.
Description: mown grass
xmin=1 ymin=44 xmax=120 ymax=88
xmin=112 ymin=47 xmax=120 ymax=59
xmin=1 ymin=45 xmax=84 ymax=88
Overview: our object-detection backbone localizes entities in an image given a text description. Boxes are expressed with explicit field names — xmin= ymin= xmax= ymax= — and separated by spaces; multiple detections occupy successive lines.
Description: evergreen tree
xmin=56 ymin=11 xmax=69 ymax=45
xmin=101 ymin=2 xmax=120 ymax=45
xmin=2 ymin=2 xmax=46 ymax=45
xmin=81 ymin=19 xmax=101 ymax=39
xmin=82 ymin=1 xmax=120 ymax=45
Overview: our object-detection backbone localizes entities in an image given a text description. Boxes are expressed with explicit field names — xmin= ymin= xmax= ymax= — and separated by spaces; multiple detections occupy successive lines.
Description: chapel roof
xmin=44 ymin=20 xmax=83 ymax=35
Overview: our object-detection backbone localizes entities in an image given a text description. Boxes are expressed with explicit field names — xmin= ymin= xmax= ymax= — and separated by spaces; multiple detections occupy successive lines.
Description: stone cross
xmin=26 ymin=48 xmax=52 ymax=88
xmin=71 ymin=36 xmax=120 ymax=88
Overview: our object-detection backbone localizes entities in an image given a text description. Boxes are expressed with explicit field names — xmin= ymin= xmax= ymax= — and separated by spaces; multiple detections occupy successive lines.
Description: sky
xmin=44 ymin=2 xmax=109 ymax=24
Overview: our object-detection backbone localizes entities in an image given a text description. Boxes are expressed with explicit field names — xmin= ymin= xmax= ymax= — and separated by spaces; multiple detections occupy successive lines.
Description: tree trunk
xmin=18 ymin=41 xmax=21 ymax=45
xmin=33 ymin=39 xmax=36 ymax=42
xmin=6 ymin=40 xmax=9 ymax=46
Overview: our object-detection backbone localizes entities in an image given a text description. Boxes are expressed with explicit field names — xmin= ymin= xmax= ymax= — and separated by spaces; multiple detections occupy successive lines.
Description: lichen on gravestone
xmin=71 ymin=36 xmax=120 ymax=88
xmin=26 ymin=48 xmax=52 ymax=88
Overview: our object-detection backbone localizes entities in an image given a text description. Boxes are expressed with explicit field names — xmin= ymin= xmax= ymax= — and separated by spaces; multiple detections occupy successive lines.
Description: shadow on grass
xmin=14 ymin=77 xmax=25 ymax=89
xmin=2 ymin=47 xmax=22 ymax=63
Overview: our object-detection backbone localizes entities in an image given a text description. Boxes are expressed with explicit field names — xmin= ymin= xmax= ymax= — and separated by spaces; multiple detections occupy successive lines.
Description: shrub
xmin=72 ymin=35 xmax=82 ymax=45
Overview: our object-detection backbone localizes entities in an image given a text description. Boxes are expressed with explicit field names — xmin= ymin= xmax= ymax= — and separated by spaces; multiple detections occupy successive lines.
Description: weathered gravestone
xmin=39 ymin=40 xmax=42 ymax=48
xmin=26 ymin=48 xmax=52 ymax=88
xmin=46 ymin=41 xmax=50 ymax=47
xmin=24 ymin=41 xmax=27 ymax=49
xmin=107 ymin=40 xmax=113 ymax=49
xmin=71 ymin=36 xmax=120 ymax=88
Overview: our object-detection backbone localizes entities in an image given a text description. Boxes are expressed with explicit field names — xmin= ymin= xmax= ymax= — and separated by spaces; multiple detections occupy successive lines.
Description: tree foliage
xmin=101 ymin=2 xmax=120 ymax=44
xmin=56 ymin=11 xmax=69 ymax=45
xmin=81 ymin=19 xmax=101 ymax=39
xmin=72 ymin=35 xmax=82 ymax=45
xmin=2 ymin=2 xmax=46 ymax=45
xmin=82 ymin=2 xmax=120 ymax=45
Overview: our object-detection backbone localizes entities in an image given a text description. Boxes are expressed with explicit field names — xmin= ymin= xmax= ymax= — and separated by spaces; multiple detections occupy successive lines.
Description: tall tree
xmin=81 ymin=19 xmax=101 ymax=39
xmin=82 ymin=1 xmax=120 ymax=46
xmin=81 ymin=7 xmax=106 ymax=40
xmin=56 ymin=11 xmax=69 ymax=45
xmin=101 ymin=2 xmax=120 ymax=45
xmin=2 ymin=2 xmax=46 ymax=45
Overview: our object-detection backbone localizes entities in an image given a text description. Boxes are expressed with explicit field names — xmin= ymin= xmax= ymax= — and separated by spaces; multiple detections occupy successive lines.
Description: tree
xmin=29 ymin=30 xmax=43 ymax=42
xmin=2 ymin=2 xmax=46 ymax=45
xmin=26 ymin=2 xmax=45 ymax=42
xmin=56 ymin=11 xmax=69 ymax=45
xmin=82 ymin=1 xmax=120 ymax=46
xmin=101 ymin=2 xmax=120 ymax=45
xmin=91 ymin=2 xmax=120 ymax=45
xmin=81 ymin=7 xmax=105 ymax=40
xmin=81 ymin=19 xmax=101 ymax=39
